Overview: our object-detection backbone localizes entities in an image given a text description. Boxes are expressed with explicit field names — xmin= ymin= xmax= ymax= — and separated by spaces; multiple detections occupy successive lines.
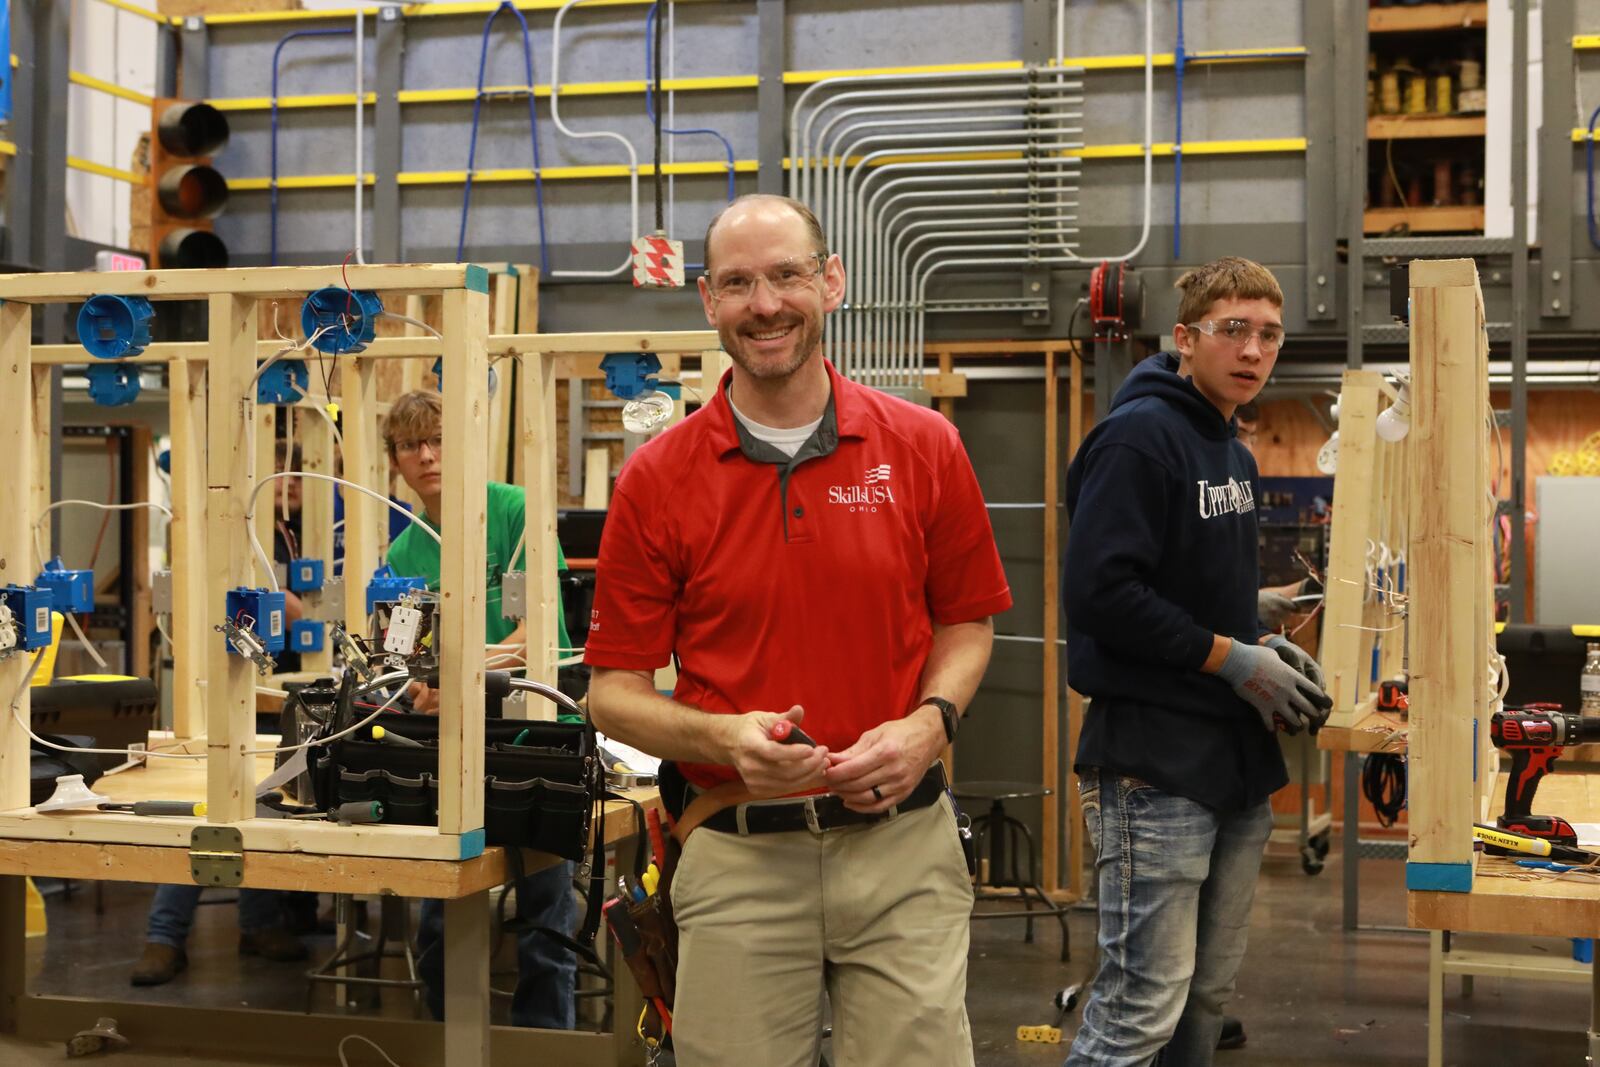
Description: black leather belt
xmin=701 ymin=765 xmax=948 ymax=836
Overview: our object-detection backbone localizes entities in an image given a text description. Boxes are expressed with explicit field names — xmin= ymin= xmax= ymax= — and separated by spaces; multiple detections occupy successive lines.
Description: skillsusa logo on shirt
xmin=829 ymin=463 xmax=896 ymax=512
xmin=1196 ymin=477 xmax=1256 ymax=519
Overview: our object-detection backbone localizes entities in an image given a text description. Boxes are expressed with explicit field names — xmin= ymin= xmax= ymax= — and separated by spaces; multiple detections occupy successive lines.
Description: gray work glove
xmin=1215 ymin=639 xmax=1333 ymax=736
xmin=1265 ymin=633 xmax=1325 ymax=692
xmin=1257 ymin=590 xmax=1298 ymax=630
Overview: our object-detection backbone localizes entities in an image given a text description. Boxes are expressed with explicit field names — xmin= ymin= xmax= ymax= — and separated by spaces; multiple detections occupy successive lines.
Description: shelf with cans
xmin=1364 ymin=2 xmax=1489 ymax=235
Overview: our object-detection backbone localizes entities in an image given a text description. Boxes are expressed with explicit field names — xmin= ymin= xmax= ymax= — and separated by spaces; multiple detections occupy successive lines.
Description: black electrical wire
xmin=652 ymin=0 xmax=665 ymax=234
xmin=1361 ymin=753 xmax=1407 ymax=829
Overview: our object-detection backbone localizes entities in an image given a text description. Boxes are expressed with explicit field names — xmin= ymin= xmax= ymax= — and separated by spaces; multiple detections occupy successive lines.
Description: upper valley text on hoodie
xmin=1064 ymin=352 xmax=1287 ymax=812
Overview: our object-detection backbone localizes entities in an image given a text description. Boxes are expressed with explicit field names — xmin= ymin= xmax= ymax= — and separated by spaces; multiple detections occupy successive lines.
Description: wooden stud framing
xmin=0 ymin=263 xmax=477 ymax=303
xmin=253 ymin=403 xmax=276 ymax=578
xmin=519 ymin=342 xmax=561 ymax=700
xmin=1406 ymin=258 xmax=1495 ymax=891
xmin=437 ymin=286 xmax=490 ymax=838
xmin=1066 ymin=348 xmax=1085 ymax=898
xmin=205 ymin=295 xmax=261 ymax=823
xmin=29 ymin=368 xmax=50 ymax=567
xmin=0 ymin=303 xmax=34 ymax=811
xmin=488 ymin=273 xmax=518 ymax=484
xmin=298 ymin=406 xmax=335 ymax=674
xmin=168 ymin=360 xmax=208 ymax=738
xmin=340 ymin=356 xmax=381 ymax=637
xmin=583 ymin=448 xmax=611 ymax=509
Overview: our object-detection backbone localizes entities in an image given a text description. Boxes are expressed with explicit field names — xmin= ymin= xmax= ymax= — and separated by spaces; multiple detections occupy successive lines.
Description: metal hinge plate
xmin=190 ymin=825 xmax=244 ymax=887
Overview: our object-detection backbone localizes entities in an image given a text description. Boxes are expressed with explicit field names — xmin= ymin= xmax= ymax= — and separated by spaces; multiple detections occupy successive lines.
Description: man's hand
xmin=725 ymin=705 xmax=830 ymax=799
xmin=824 ymin=705 xmax=945 ymax=813
xmin=1265 ymin=633 xmax=1325 ymax=691
xmin=406 ymin=680 xmax=440 ymax=714
xmin=1257 ymin=590 xmax=1297 ymax=630
xmin=1213 ymin=639 xmax=1332 ymax=736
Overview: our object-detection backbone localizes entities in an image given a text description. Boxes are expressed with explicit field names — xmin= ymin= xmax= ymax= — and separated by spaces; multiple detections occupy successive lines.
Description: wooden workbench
xmin=0 ymin=734 xmax=656 ymax=1067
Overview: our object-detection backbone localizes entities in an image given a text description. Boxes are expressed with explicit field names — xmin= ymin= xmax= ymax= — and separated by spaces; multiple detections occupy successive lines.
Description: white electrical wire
xmin=377 ymin=310 xmax=441 ymax=339
xmin=548 ymin=0 xmax=639 ymax=278
xmin=339 ymin=1034 xmax=404 ymax=1067
xmin=62 ymin=610 xmax=109 ymax=671
xmin=11 ymin=650 xmax=207 ymax=761
xmin=33 ymin=499 xmax=175 ymax=569
xmin=245 ymin=681 xmax=405 ymax=755
xmin=290 ymin=382 xmax=346 ymax=451
xmin=246 ymin=471 xmax=441 ymax=592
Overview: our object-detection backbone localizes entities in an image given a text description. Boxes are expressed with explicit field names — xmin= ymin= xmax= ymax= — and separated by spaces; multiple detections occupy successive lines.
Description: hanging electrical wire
xmin=271 ymin=27 xmax=355 ymax=266
xmin=456 ymin=0 xmax=551 ymax=269
xmin=644 ymin=3 xmax=736 ymax=205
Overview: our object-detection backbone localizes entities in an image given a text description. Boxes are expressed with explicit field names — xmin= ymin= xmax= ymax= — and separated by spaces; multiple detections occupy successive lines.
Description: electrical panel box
xmin=36 ymin=559 xmax=94 ymax=615
xmin=224 ymin=587 xmax=285 ymax=655
xmin=287 ymin=558 xmax=325 ymax=593
xmin=289 ymin=619 xmax=324 ymax=653
xmin=0 ymin=585 xmax=55 ymax=651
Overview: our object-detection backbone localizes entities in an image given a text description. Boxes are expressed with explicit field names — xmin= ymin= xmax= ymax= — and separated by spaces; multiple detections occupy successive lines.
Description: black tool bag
xmin=307 ymin=713 xmax=598 ymax=861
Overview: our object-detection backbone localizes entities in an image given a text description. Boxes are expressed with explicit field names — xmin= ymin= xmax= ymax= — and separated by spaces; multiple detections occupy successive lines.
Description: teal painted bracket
xmin=458 ymin=827 xmax=486 ymax=859
xmin=464 ymin=264 xmax=490 ymax=294
xmin=1407 ymin=861 xmax=1472 ymax=892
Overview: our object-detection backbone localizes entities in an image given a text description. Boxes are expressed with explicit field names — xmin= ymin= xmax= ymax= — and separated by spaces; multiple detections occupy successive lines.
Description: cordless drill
xmin=1487 ymin=704 xmax=1600 ymax=852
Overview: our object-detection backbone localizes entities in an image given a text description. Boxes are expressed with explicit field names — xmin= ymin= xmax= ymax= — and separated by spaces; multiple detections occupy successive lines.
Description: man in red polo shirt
xmin=587 ymin=193 xmax=1010 ymax=1066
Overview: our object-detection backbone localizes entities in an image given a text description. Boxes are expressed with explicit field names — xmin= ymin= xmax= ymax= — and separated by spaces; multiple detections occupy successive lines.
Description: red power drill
xmin=1487 ymin=704 xmax=1600 ymax=852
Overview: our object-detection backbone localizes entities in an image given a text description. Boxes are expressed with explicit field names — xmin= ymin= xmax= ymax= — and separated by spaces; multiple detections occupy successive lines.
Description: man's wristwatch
xmin=917 ymin=697 xmax=960 ymax=744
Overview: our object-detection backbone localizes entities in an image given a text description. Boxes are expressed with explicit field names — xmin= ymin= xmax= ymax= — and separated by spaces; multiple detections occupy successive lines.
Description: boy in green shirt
xmin=382 ymin=389 xmax=577 ymax=1030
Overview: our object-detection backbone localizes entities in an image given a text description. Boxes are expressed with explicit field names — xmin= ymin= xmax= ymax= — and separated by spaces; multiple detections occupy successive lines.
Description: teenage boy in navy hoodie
xmin=1062 ymin=257 xmax=1331 ymax=1067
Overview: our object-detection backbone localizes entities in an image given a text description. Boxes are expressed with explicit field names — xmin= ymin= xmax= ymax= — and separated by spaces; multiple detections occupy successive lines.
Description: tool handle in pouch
xmin=628 ymin=893 xmax=679 ymax=1006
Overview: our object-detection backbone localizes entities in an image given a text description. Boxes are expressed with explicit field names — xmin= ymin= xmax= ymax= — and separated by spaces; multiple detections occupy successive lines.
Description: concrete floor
xmin=3 ymin=841 xmax=1595 ymax=1066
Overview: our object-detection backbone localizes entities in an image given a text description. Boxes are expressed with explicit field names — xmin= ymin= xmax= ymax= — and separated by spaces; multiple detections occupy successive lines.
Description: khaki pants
xmin=670 ymin=795 xmax=975 ymax=1067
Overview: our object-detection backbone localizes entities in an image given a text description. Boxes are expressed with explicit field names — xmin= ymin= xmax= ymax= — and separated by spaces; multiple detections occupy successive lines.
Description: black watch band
xmin=918 ymin=697 xmax=960 ymax=744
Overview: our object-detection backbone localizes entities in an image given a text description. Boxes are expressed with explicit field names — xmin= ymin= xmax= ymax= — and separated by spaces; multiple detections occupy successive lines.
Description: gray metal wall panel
xmin=787 ymin=0 xmax=1022 ymax=70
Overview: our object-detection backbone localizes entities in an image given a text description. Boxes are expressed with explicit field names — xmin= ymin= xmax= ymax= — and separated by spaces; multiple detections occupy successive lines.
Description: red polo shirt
xmin=586 ymin=359 xmax=1012 ymax=788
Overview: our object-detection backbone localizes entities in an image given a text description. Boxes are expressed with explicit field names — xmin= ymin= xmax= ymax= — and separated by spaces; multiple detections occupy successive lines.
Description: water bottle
xmin=1582 ymin=642 xmax=1600 ymax=716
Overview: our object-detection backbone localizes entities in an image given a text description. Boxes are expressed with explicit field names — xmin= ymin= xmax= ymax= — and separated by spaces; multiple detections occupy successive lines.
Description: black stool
xmin=951 ymin=781 xmax=1071 ymax=962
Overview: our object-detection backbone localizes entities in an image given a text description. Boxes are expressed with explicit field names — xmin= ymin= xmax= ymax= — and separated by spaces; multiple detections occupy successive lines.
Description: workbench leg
xmin=1428 ymin=930 xmax=1444 ymax=1067
xmin=0 ymin=875 xmax=23 ymax=1033
xmin=444 ymin=890 xmax=491 ymax=1067
xmin=611 ymin=835 xmax=646 ymax=1067
xmin=1590 ymin=940 xmax=1600 ymax=1066
xmin=1342 ymin=754 xmax=1359 ymax=930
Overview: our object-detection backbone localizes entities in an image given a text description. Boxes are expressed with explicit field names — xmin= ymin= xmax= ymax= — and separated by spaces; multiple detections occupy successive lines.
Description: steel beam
xmin=756 ymin=0 xmax=786 ymax=195
xmin=374 ymin=6 xmax=404 ymax=262
xmin=1539 ymin=0 xmax=1574 ymax=319
xmin=180 ymin=18 xmax=207 ymax=100
xmin=1339 ymin=0 xmax=1366 ymax=370
xmin=1509 ymin=0 xmax=1530 ymax=621
xmin=1303 ymin=0 xmax=1337 ymax=322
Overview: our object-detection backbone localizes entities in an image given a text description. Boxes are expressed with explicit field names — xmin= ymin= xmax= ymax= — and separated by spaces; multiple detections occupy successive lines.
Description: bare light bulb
xmin=1375 ymin=385 xmax=1411 ymax=443
xmin=621 ymin=390 xmax=675 ymax=434
xmin=1316 ymin=431 xmax=1339 ymax=475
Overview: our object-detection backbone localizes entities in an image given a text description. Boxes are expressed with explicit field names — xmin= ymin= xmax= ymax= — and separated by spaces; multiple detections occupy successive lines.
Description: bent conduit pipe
xmin=548 ymin=0 xmax=640 ymax=278
xmin=271 ymin=27 xmax=353 ymax=266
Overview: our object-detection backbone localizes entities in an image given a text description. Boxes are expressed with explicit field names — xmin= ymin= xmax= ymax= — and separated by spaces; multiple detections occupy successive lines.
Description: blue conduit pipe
xmin=646 ymin=0 xmax=736 ymax=271
xmin=1587 ymin=104 xmax=1600 ymax=250
xmin=457 ymin=0 xmax=551 ymax=270
xmin=272 ymin=27 xmax=354 ymax=266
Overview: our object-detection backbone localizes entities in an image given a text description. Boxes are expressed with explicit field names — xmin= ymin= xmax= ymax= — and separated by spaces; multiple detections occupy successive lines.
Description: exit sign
xmin=95 ymin=251 xmax=146 ymax=272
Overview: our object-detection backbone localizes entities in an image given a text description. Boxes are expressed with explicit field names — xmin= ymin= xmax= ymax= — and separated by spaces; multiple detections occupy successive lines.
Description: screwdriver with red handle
xmin=769 ymin=720 xmax=817 ymax=746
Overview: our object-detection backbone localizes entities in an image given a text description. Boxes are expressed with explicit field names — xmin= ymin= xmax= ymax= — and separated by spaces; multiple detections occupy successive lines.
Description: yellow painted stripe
xmin=1572 ymin=624 xmax=1600 ymax=637
xmin=199 ymin=0 xmax=651 ymax=26
xmin=70 ymin=70 xmax=154 ymax=106
xmin=210 ymin=91 xmax=379 ymax=112
xmin=67 ymin=156 xmax=144 ymax=185
xmin=1574 ymin=34 xmax=1600 ymax=49
xmin=89 ymin=0 xmax=168 ymax=24
xmin=230 ymin=174 xmax=377 ymax=191
xmin=0 ymin=141 xmax=17 ymax=157
xmin=783 ymin=61 xmax=1024 ymax=85
xmin=238 ymin=137 xmax=1301 ymax=191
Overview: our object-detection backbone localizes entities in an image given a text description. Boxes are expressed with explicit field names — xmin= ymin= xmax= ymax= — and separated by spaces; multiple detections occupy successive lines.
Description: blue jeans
xmin=1065 ymin=769 xmax=1273 ymax=1067
xmin=146 ymin=885 xmax=284 ymax=948
xmin=416 ymin=860 xmax=577 ymax=1030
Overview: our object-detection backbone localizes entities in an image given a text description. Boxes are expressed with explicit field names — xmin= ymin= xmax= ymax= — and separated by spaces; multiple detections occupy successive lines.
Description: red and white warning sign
xmin=631 ymin=233 xmax=685 ymax=289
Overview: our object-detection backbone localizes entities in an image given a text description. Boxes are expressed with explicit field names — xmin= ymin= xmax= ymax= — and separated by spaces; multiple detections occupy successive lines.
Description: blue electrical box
xmin=289 ymin=619 xmax=324 ymax=653
xmin=301 ymin=287 xmax=384 ymax=354
xmin=365 ymin=565 xmax=427 ymax=614
xmin=1 ymin=585 xmax=54 ymax=651
xmin=600 ymin=353 xmax=663 ymax=400
xmin=85 ymin=363 xmax=141 ymax=407
xmin=78 ymin=294 xmax=154 ymax=360
xmin=224 ymin=587 xmax=286 ymax=655
xmin=36 ymin=558 xmax=93 ymax=615
xmin=286 ymin=558 xmax=325 ymax=593
xmin=256 ymin=359 xmax=309 ymax=406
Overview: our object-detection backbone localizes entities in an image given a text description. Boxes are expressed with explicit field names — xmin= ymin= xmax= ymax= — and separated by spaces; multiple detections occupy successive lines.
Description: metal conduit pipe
xmin=789 ymin=69 xmax=1047 ymax=201
xmin=844 ymin=152 xmax=1081 ymax=367
xmin=884 ymin=209 xmax=1080 ymax=367
xmin=826 ymin=160 xmax=1080 ymax=367
xmin=548 ymin=0 xmax=640 ymax=278
xmin=910 ymin=252 xmax=1090 ymax=360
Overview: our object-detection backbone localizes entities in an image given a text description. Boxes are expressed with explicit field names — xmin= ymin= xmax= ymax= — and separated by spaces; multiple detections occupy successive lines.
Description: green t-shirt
xmin=386 ymin=481 xmax=571 ymax=652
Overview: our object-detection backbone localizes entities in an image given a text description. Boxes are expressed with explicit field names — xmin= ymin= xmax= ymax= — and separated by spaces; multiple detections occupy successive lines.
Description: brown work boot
xmin=129 ymin=942 xmax=187 ymax=986
xmin=238 ymin=926 xmax=308 ymax=962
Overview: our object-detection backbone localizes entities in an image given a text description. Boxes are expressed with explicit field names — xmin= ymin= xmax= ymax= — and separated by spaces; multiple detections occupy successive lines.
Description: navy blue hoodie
xmin=1064 ymin=352 xmax=1286 ymax=812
